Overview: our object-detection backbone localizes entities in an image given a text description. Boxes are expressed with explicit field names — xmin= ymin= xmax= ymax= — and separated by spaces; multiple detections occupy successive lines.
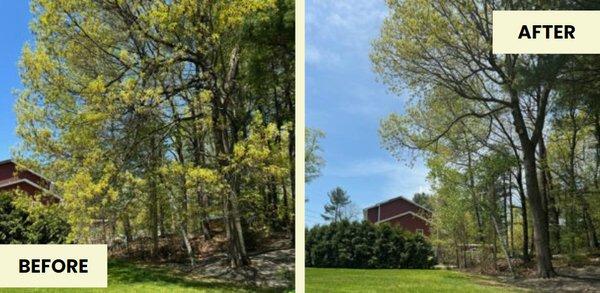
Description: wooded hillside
xmin=15 ymin=0 xmax=294 ymax=268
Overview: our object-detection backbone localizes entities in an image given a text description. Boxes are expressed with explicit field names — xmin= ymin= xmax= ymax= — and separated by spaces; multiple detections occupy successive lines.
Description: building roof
xmin=0 ymin=159 xmax=62 ymax=201
xmin=0 ymin=159 xmax=52 ymax=184
xmin=363 ymin=195 xmax=433 ymax=214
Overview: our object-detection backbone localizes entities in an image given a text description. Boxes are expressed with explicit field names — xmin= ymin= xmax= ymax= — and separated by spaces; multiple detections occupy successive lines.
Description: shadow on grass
xmin=108 ymin=260 xmax=284 ymax=292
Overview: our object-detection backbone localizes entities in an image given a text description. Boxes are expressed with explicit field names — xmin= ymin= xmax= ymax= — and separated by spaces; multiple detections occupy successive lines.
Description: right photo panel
xmin=305 ymin=1 xmax=600 ymax=292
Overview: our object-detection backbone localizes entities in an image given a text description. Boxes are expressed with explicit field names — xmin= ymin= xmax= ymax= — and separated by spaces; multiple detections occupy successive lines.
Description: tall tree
xmin=322 ymin=187 xmax=352 ymax=223
xmin=370 ymin=0 xmax=576 ymax=277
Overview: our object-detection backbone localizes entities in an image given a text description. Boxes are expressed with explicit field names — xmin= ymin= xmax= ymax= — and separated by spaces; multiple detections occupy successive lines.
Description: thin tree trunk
xmin=197 ymin=185 xmax=212 ymax=240
xmin=514 ymin=169 xmax=530 ymax=262
xmin=594 ymin=112 xmax=600 ymax=189
xmin=492 ymin=213 xmax=515 ymax=277
xmin=468 ymin=152 xmax=484 ymax=243
xmin=509 ymin=175 xmax=515 ymax=257
xmin=123 ymin=211 xmax=132 ymax=254
xmin=149 ymin=178 xmax=160 ymax=259
xmin=166 ymin=186 xmax=195 ymax=266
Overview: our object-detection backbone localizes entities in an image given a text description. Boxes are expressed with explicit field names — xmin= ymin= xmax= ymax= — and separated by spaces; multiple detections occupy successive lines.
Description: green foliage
xmin=305 ymin=221 xmax=436 ymax=269
xmin=0 ymin=192 xmax=69 ymax=244
xmin=413 ymin=192 xmax=433 ymax=211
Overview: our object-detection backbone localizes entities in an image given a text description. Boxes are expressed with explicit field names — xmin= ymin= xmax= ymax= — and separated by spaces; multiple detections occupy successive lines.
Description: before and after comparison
xmin=0 ymin=1 xmax=600 ymax=292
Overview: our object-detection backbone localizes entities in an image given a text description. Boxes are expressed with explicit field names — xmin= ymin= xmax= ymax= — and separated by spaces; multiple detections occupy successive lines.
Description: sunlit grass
xmin=306 ymin=268 xmax=525 ymax=293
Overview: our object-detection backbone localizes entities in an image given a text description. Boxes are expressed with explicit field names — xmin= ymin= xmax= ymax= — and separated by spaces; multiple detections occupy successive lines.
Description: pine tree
xmin=321 ymin=187 xmax=351 ymax=223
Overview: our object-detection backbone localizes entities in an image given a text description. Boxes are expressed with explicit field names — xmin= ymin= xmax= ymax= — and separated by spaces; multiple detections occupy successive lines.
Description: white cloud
xmin=306 ymin=0 xmax=389 ymax=71
xmin=327 ymin=158 xmax=399 ymax=177
xmin=307 ymin=0 xmax=388 ymax=43
xmin=306 ymin=45 xmax=341 ymax=67
xmin=338 ymin=84 xmax=407 ymax=119
xmin=380 ymin=164 xmax=431 ymax=200
xmin=327 ymin=158 xmax=431 ymax=201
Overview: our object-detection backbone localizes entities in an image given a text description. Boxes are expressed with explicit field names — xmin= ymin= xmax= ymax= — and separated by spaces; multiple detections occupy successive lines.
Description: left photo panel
xmin=0 ymin=0 xmax=295 ymax=291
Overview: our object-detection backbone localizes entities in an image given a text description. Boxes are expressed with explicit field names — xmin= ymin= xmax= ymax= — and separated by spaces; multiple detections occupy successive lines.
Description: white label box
xmin=0 ymin=245 xmax=107 ymax=288
xmin=493 ymin=11 xmax=600 ymax=54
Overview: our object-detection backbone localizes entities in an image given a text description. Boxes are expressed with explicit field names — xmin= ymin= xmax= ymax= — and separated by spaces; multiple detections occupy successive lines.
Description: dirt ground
xmin=111 ymin=234 xmax=294 ymax=290
xmin=185 ymin=248 xmax=295 ymax=288
xmin=496 ymin=257 xmax=600 ymax=292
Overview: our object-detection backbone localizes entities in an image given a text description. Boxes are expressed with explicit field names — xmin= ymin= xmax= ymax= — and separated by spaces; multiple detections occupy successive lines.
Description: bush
xmin=306 ymin=220 xmax=436 ymax=269
xmin=0 ymin=192 xmax=70 ymax=244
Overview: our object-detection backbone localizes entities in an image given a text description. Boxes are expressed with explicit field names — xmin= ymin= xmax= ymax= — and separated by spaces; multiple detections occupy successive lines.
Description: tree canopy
xmin=16 ymin=0 xmax=294 ymax=268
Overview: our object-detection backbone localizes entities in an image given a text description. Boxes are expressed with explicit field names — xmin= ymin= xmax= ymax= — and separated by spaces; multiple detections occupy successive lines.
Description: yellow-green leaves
xmin=230 ymin=113 xmax=290 ymax=180
xmin=217 ymin=0 xmax=276 ymax=30
xmin=16 ymin=0 xmax=294 ymax=250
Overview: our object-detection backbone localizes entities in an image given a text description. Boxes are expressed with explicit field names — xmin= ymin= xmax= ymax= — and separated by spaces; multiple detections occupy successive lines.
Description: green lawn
xmin=306 ymin=268 xmax=524 ymax=293
xmin=0 ymin=261 xmax=285 ymax=293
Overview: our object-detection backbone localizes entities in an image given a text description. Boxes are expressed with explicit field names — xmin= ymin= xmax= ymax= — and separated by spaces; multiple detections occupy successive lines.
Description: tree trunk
xmin=509 ymin=174 xmax=515 ymax=257
xmin=468 ymin=152 xmax=484 ymax=243
xmin=165 ymin=184 xmax=195 ymax=267
xmin=492 ymin=213 xmax=515 ymax=277
xmin=197 ymin=185 xmax=212 ymax=240
xmin=594 ymin=112 xmax=600 ymax=188
xmin=510 ymin=88 xmax=555 ymax=277
xmin=514 ymin=169 xmax=530 ymax=262
xmin=522 ymin=144 xmax=555 ymax=277
xmin=149 ymin=178 xmax=160 ymax=259
xmin=123 ymin=211 xmax=132 ymax=254
xmin=539 ymin=138 xmax=560 ymax=253
xmin=209 ymin=44 xmax=250 ymax=268
xmin=223 ymin=182 xmax=250 ymax=267
xmin=581 ymin=192 xmax=599 ymax=249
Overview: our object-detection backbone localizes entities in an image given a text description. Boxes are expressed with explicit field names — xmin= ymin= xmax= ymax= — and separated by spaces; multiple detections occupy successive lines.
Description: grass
xmin=306 ymin=268 xmax=525 ymax=293
xmin=0 ymin=260 xmax=285 ymax=293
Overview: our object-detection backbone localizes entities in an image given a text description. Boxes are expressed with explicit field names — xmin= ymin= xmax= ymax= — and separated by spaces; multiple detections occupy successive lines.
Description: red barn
xmin=0 ymin=159 xmax=60 ymax=203
xmin=363 ymin=195 xmax=432 ymax=236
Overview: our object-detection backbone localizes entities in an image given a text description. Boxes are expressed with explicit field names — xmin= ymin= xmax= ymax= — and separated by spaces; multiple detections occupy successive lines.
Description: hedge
xmin=305 ymin=220 xmax=436 ymax=269
xmin=0 ymin=192 xmax=70 ymax=244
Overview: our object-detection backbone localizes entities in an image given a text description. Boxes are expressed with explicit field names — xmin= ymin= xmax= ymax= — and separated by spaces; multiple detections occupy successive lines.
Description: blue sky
xmin=305 ymin=0 xmax=430 ymax=226
xmin=0 ymin=1 xmax=31 ymax=160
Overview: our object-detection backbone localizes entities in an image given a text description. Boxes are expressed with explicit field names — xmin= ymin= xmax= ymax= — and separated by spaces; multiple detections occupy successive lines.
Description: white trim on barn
xmin=0 ymin=178 xmax=62 ymax=201
xmin=375 ymin=210 xmax=432 ymax=225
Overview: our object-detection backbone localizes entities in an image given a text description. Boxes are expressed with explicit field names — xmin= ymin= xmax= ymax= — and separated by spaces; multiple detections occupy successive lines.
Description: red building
xmin=0 ymin=159 xmax=60 ymax=203
xmin=363 ymin=195 xmax=432 ymax=236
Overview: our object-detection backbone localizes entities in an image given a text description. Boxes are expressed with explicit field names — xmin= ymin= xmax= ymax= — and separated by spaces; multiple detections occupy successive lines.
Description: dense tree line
xmin=372 ymin=0 xmax=600 ymax=277
xmin=15 ymin=0 xmax=294 ymax=268
xmin=305 ymin=221 xmax=435 ymax=269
